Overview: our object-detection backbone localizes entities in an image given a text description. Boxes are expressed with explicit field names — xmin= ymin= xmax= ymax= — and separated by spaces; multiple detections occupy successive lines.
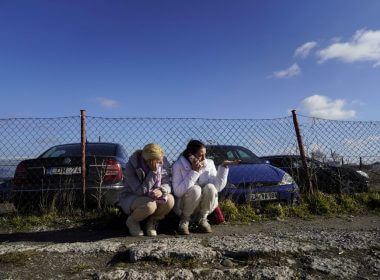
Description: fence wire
xmin=85 ymin=116 xmax=297 ymax=162
xmin=0 ymin=114 xmax=379 ymax=212
xmin=296 ymin=115 xmax=380 ymax=194
xmin=0 ymin=117 xmax=81 ymax=211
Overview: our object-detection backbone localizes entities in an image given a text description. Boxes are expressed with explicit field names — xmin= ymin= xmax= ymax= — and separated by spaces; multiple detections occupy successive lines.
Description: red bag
xmin=209 ymin=205 xmax=225 ymax=225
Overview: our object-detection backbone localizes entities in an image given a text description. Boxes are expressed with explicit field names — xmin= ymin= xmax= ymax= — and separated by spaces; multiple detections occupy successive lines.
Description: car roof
xmin=261 ymin=155 xmax=302 ymax=159
xmin=206 ymin=145 xmax=247 ymax=149
xmin=51 ymin=142 xmax=119 ymax=148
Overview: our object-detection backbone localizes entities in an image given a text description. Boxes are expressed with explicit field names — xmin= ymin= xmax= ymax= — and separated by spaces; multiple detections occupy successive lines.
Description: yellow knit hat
xmin=142 ymin=143 xmax=164 ymax=160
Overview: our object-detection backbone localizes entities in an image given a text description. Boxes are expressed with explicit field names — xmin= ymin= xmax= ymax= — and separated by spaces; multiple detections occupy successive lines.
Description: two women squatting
xmin=119 ymin=140 xmax=239 ymax=236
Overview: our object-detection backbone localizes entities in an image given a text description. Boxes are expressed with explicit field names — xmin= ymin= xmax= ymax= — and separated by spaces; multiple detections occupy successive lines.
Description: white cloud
xmin=318 ymin=29 xmax=380 ymax=67
xmin=96 ymin=97 xmax=120 ymax=108
xmin=272 ymin=63 xmax=301 ymax=79
xmin=301 ymin=95 xmax=356 ymax=120
xmin=294 ymin=41 xmax=317 ymax=58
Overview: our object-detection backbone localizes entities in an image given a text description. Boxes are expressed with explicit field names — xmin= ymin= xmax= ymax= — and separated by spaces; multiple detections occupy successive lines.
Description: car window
xmin=206 ymin=147 xmax=227 ymax=165
xmin=236 ymin=149 xmax=251 ymax=161
xmin=40 ymin=146 xmax=81 ymax=158
xmin=40 ymin=144 xmax=117 ymax=158
xmin=206 ymin=146 xmax=261 ymax=164
xmin=226 ymin=151 xmax=236 ymax=160
xmin=235 ymin=147 xmax=261 ymax=164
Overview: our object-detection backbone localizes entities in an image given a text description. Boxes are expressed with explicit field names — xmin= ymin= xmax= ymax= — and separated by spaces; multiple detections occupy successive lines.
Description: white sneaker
xmin=126 ymin=216 xmax=143 ymax=236
xmin=146 ymin=217 xmax=158 ymax=237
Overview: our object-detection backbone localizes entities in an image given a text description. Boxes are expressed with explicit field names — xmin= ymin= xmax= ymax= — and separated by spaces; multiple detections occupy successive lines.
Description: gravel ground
xmin=0 ymin=214 xmax=379 ymax=279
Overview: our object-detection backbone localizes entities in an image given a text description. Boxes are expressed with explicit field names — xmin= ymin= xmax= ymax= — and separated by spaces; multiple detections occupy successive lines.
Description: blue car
xmin=206 ymin=145 xmax=299 ymax=205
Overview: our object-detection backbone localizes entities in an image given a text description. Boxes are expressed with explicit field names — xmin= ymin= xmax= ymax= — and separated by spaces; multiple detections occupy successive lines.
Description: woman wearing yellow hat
xmin=120 ymin=143 xmax=174 ymax=236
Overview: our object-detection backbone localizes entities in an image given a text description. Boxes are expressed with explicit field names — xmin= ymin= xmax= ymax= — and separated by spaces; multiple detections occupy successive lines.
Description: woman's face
xmin=147 ymin=157 xmax=163 ymax=171
xmin=194 ymin=147 xmax=206 ymax=162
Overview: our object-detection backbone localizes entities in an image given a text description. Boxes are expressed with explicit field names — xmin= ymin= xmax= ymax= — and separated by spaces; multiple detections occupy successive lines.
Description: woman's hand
xmin=150 ymin=188 xmax=163 ymax=199
xmin=191 ymin=159 xmax=204 ymax=172
xmin=222 ymin=160 xmax=241 ymax=167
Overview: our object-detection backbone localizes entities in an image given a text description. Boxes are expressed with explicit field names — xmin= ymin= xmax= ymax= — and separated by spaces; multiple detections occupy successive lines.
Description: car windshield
xmin=235 ymin=147 xmax=261 ymax=163
xmin=206 ymin=146 xmax=261 ymax=165
xmin=39 ymin=144 xmax=117 ymax=158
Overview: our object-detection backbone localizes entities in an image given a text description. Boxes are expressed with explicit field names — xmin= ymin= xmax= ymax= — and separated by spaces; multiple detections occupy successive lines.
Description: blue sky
xmin=1 ymin=0 xmax=380 ymax=120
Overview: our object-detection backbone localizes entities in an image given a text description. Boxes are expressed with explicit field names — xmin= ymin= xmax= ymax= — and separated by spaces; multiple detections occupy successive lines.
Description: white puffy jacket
xmin=172 ymin=155 xmax=229 ymax=213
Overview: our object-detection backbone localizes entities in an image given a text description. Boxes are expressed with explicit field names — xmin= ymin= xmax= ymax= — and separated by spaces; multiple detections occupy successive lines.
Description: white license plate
xmin=47 ymin=166 xmax=81 ymax=175
xmin=249 ymin=192 xmax=278 ymax=201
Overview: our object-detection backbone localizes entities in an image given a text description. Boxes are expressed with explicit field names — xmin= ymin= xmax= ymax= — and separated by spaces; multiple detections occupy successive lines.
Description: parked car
xmin=0 ymin=178 xmax=13 ymax=202
xmin=260 ymin=155 xmax=369 ymax=194
xmin=12 ymin=142 xmax=128 ymax=207
xmin=206 ymin=145 xmax=299 ymax=205
xmin=0 ymin=159 xmax=20 ymax=202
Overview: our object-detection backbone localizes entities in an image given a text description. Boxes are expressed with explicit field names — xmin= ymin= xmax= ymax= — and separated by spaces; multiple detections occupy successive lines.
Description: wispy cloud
xmin=330 ymin=37 xmax=342 ymax=43
xmin=294 ymin=41 xmax=317 ymax=58
xmin=318 ymin=29 xmax=380 ymax=67
xmin=300 ymin=95 xmax=356 ymax=120
xmin=271 ymin=63 xmax=301 ymax=79
xmin=350 ymin=100 xmax=366 ymax=106
xmin=96 ymin=97 xmax=120 ymax=108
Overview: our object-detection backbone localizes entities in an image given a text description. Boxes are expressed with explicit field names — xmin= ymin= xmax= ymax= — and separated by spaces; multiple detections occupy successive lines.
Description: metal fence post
xmin=291 ymin=110 xmax=313 ymax=194
xmin=80 ymin=110 xmax=86 ymax=210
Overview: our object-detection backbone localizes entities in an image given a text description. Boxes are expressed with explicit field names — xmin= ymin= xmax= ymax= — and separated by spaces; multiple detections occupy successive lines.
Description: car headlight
xmin=356 ymin=170 xmax=369 ymax=179
xmin=278 ymin=172 xmax=295 ymax=185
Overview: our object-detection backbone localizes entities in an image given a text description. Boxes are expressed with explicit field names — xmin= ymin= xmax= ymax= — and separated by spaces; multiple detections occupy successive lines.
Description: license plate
xmin=249 ymin=192 xmax=278 ymax=201
xmin=47 ymin=166 xmax=81 ymax=175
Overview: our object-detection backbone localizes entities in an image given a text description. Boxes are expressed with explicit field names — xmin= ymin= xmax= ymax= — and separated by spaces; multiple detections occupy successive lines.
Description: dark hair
xmin=183 ymin=140 xmax=206 ymax=159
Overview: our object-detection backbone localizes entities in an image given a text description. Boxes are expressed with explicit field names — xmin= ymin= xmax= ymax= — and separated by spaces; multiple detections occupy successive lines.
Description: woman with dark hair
xmin=172 ymin=140 xmax=238 ymax=235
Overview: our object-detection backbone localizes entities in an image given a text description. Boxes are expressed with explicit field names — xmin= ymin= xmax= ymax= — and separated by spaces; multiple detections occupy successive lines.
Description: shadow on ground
xmin=0 ymin=213 xmax=180 ymax=244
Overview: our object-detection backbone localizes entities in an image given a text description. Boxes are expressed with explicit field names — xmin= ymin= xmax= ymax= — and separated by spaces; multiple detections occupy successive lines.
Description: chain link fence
xmin=0 ymin=117 xmax=81 ymax=212
xmin=297 ymin=114 xmax=380 ymax=194
xmin=0 ymin=112 xmax=379 ymax=212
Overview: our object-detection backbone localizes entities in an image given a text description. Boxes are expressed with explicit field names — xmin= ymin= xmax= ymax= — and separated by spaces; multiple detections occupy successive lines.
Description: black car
xmin=12 ymin=142 xmax=128 ymax=207
xmin=0 ymin=178 xmax=13 ymax=202
xmin=260 ymin=155 xmax=369 ymax=194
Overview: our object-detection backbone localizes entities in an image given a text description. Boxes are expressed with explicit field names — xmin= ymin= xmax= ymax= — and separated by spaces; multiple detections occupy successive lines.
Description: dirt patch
xmin=0 ymin=214 xmax=379 ymax=279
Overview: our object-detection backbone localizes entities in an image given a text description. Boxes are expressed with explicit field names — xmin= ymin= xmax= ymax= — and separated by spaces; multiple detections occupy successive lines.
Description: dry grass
xmin=220 ymin=191 xmax=380 ymax=222
xmin=1 ymin=192 xmax=379 ymax=230
xmin=0 ymin=250 xmax=38 ymax=266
